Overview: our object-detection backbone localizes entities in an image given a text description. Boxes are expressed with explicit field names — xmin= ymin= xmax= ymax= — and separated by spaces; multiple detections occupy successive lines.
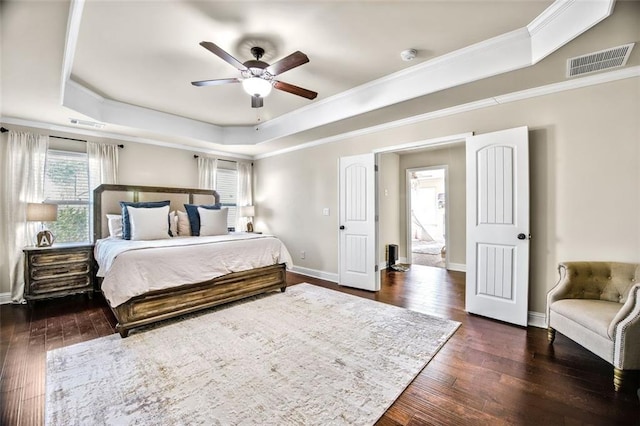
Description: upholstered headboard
xmin=93 ymin=184 xmax=220 ymax=241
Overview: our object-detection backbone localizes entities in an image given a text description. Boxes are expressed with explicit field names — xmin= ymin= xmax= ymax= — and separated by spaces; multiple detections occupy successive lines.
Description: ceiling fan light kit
xmin=242 ymin=77 xmax=272 ymax=97
xmin=192 ymin=41 xmax=317 ymax=108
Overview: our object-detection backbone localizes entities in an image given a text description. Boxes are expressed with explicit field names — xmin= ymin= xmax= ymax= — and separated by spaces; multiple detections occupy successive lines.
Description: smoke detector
xmin=400 ymin=49 xmax=417 ymax=62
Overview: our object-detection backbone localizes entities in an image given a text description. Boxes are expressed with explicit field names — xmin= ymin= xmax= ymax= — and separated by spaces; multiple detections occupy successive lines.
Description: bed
xmin=93 ymin=184 xmax=292 ymax=337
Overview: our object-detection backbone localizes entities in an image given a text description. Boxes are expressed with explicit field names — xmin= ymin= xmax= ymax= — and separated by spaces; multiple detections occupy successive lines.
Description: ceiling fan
xmin=191 ymin=41 xmax=318 ymax=108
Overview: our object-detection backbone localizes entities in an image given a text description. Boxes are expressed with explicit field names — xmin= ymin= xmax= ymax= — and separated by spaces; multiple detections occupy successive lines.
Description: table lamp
xmin=27 ymin=202 xmax=58 ymax=247
xmin=239 ymin=205 xmax=255 ymax=232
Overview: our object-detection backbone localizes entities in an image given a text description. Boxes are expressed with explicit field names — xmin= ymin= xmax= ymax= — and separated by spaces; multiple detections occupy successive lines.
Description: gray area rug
xmin=412 ymin=240 xmax=445 ymax=255
xmin=46 ymin=283 xmax=460 ymax=425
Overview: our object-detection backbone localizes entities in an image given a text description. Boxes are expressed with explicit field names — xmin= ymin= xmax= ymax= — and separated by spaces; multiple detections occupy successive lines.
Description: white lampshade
xmin=242 ymin=77 xmax=272 ymax=97
xmin=239 ymin=205 xmax=255 ymax=218
xmin=26 ymin=203 xmax=58 ymax=222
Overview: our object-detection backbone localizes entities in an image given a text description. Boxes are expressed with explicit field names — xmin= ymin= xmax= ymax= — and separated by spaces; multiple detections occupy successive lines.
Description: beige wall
xmin=252 ymin=148 xmax=340 ymax=272
xmin=1 ymin=77 xmax=638 ymax=314
xmin=117 ymin=141 xmax=198 ymax=187
xmin=398 ymin=145 xmax=466 ymax=266
xmin=378 ymin=153 xmax=400 ymax=267
xmin=254 ymin=77 xmax=640 ymax=313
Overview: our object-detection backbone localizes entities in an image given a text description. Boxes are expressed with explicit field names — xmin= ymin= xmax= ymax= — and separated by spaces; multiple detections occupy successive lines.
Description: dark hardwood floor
xmin=2 ymin=266 xmax=638 ymax=425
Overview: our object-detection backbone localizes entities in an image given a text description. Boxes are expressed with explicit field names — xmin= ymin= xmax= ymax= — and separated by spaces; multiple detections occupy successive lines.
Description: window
xmin=216 ymin=162 xmax=237 ymax=231
xmin=43 ymin=150 xmax=90 ymax=243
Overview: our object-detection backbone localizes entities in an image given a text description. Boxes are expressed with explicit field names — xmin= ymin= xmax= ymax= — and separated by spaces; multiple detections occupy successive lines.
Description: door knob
xmin=517 ymin=233 xmax=526 ymax=240
xmin=339 ymin=226 xmax=345 ymax=230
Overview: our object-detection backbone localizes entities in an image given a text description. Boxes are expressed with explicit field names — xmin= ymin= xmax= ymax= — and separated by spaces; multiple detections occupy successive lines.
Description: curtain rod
xmin=0 ymin=127 xmax=124 ymax=148
xmin=193 ymin=155 xmax=237 ymax=163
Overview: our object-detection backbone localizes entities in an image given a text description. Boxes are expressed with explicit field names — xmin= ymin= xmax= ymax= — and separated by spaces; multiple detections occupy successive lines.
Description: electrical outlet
xmin=300 ymin=251 xmax=306 ymax=259
xmin=322 ymin=208 xmax=330 ymax=216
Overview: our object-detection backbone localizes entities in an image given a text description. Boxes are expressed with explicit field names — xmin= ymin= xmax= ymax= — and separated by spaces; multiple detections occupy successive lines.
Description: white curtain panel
xmin=88 ymin=141 xmax=119 ymax=241
xmin=198 ymin=157 xmax=218 ymax=190
xmin=88 ymin=141 xmax=119 ymax=188
xmin=236 ymin=161 xmax=253 ymax=232
xmin=0 ymin=131 xmax=48 ymax=302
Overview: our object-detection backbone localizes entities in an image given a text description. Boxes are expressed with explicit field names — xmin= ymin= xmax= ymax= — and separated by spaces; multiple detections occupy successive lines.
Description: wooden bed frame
xmin=93 ymin=184 xmax=287 ymax=337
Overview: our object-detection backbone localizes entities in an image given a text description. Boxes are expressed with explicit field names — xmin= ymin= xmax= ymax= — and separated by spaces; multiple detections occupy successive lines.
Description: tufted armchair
xmin=547 ymin=262 xmax=640 ymax=391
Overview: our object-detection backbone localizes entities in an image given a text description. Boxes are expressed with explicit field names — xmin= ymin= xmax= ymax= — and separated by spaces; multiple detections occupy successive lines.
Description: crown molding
xmin=494 ymin=65 xmax=639 ymax=104
xmin=527 ymin=0 xmax=616 ymax=64
xmin=0 ymin=116 xmax=253 ymax=160
xmin=255 ymin=66 xmax=639 ymax=160
xmin=253 ymin=28 xmax=533 ymax=145
xmin=372 ymin=133 xmax=473 ymax=154
xmin=60 ymin=0 xmax=616 ymax=147
xmin=7 ymin=66 xmax=637 ymax=161
xmin=60 ymin=0 xmax=85 ymax=102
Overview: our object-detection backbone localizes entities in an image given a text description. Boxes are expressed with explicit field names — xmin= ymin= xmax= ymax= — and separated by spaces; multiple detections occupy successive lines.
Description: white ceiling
xmin=1 ymin=0 xmax=638 ymax=158
xmin=72 ymin=0 xmax=550 ymax=126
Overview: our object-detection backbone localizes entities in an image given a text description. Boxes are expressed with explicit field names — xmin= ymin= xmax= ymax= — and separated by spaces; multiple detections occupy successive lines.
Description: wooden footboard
xmin=107 ymin=264 xmax=287 ymax=337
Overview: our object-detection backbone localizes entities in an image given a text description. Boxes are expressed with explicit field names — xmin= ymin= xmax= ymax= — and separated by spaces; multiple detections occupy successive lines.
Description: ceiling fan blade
xmin=199 ymin=41 xmax=248 ymax=71
xmin=251 ymin=95 xmax=264 ymax=108
xmin=273 ymin=80 xmax=318 ymax=100
xmin=265 ymin=51 xmax=309 ymax=76
xmin=191 ymin=78 xmax=241 ymax=87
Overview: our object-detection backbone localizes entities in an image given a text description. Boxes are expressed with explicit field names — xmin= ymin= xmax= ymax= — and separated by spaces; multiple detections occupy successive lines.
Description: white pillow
xmin=198 ymin=207 xmax=228 ymax=236
xmin=127 ymin=205 xmax=171 ymax=240
xmin=176 ymin=210 xmax=191 ymax=236
xmin=106 ymin=214 xmax=122 ymax=238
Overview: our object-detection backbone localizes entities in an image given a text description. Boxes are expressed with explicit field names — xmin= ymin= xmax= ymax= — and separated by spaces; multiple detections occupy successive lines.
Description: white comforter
xmin=95 ymin=233 xmax=293 ymax=308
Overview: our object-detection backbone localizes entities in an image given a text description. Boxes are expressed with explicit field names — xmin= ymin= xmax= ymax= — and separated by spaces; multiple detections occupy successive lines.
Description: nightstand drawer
xmin=30 ymin=262 xmax=90 ymax=280
xmin=30 ymin=249 xmax=91 ymax=266
xmin=29 ymin=275 xmax=92 ymax=295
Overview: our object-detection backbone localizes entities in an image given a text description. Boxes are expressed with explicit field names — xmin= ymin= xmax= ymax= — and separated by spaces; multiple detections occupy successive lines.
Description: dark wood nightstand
xmin=23 ymin=243 xmax=95 ymax=302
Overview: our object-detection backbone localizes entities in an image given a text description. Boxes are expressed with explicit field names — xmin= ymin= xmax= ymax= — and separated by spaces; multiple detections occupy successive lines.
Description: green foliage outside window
xmin=46 ymin=205 xmax=89 ymax=243
xmin=43 ymin=150 xmax=90 ymax=243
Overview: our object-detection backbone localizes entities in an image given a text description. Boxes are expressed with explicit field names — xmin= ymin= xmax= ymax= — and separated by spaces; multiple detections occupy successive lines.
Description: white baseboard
xmin=447 ymin=263 xmax=466 ymax=272
xmin=291 ymin=265 xmax=546 ymax=329
xmin=528 ymin=311 xmax=547 ymax=328
xmin=290 ymin=266 xmax=339 ymax=283
xmin=0 ymin=273 xmax=548 ymax=329
xmin=0 ymin=292 xmax=13 ymax=305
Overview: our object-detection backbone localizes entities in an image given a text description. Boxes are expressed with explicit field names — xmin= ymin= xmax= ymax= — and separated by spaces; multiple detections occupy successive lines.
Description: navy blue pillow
xmin=120 ymin=200 xmax=171 ymax=240
xmin=184 ymin=204 xmax=221 ymax=236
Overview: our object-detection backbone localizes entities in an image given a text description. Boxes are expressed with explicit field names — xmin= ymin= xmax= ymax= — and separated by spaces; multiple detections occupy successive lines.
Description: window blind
xmin=216 ymin=167 xmax=237 ymax=229
xmin=43 ymin=150 xmax=90 ymax=242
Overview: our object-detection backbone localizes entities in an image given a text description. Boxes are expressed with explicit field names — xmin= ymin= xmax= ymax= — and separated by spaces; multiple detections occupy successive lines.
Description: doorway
xmin=407 ymin=166 xmax=448 ymax=268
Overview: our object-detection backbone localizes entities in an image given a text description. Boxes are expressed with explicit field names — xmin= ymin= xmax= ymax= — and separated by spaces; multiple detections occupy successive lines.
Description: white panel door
xmin=339 ymin=154 xmax=379 ymax=291
xmin=466 ymin=127 xmax=530 ymax=326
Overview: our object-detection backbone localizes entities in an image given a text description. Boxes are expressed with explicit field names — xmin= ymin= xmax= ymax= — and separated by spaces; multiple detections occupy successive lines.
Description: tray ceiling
xmin=2 ymin=0 xmax=637 ymax=157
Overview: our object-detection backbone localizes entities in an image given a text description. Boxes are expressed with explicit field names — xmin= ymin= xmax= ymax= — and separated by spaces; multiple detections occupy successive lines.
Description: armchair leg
xmin=613 ymin=368 xmax=624 ymax=392
xmin=547 ymin=327 xmax=556 ymax=344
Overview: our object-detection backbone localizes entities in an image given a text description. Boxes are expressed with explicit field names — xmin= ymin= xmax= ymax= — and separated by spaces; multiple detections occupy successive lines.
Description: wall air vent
xmin=567 ymin=43 xmax=635 ymax=78
xmin=69 ymin=118 xmax=105 ymax=129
